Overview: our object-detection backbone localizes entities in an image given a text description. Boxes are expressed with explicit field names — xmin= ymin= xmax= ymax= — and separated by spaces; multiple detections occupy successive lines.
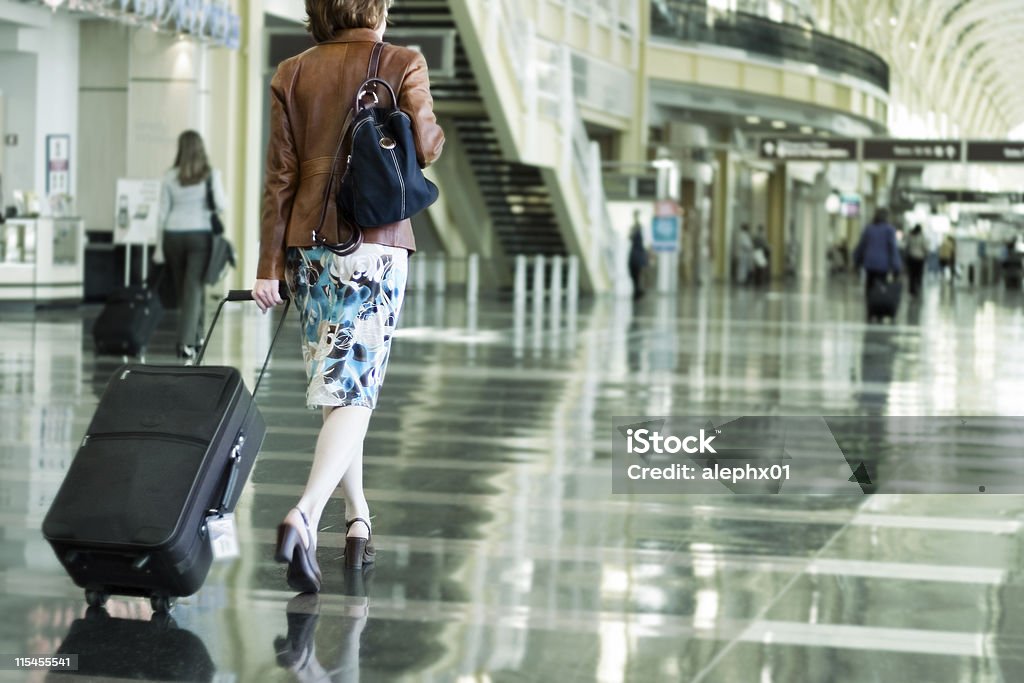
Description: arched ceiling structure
xmin=812 ymin=0 xmax=1023 ymax=137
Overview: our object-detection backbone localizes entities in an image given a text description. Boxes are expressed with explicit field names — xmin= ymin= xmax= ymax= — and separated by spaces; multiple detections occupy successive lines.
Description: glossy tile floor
xmin=3 ymin=278 xmax=1024 ymax=682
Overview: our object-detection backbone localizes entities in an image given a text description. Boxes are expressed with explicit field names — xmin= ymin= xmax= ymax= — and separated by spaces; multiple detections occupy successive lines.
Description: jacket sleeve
xmin=258 ymin=63 xmax=300 ymax=281
xmin=398 ymin=51 xmax=445 ymax=168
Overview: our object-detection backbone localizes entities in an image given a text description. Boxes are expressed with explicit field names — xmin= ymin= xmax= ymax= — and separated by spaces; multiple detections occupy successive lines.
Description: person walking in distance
xmin=154 ymin=131 xmax=227 ymax=360
xmin=252 ymin=0 xmax=444 ymax=591
xmin=751 ymin=224 xmax=770 ymax=286
xmin=853 ymin=208 xmax=902 ymax=311
xmin=733 ymin=224 xmax=754 ymax=285
xmin=938 ymin=234 xmax=956 ymax=283
xmin=905 ymin=225 xmax=927 ymax=297
xmin=628 ymin=212 xmax=648 ymax=299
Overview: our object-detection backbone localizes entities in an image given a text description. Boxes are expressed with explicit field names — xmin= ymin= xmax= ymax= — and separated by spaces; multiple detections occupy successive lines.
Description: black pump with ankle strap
xmin=275 ymin=508 xmax=322 ymax=593
xmin=344 ymin=517 xmax=375 ymax=570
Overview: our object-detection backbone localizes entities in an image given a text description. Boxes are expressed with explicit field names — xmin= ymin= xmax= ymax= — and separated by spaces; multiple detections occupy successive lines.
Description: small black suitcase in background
xmin=868 ymin=279 xmax=901 ymax=319
xmin=92 ymin=283 xmax=163 ymax=356
xmin=44 ymin=291 xmax=290 ymax=612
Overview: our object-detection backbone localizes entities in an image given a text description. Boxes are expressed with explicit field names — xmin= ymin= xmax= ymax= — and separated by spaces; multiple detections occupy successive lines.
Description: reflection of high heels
xmin=344 ymin=517 xmax=375 ymax=570
xmin=342 ymin=564 xmax=375 ymax=599
xmin=274 ymin=594 xmax=320 ymax=671
xmin=275 ymin=508 xmax=321 ymax=593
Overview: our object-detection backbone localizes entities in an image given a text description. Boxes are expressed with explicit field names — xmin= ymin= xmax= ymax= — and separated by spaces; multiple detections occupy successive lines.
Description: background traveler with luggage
xmin=904 ymin=224 xmax=928 ymax=297
xmin=154 ymin=130 xmax=228 ymax=360
xmin=252 ymin=0 xmax=445 ymax=592
xmin=733 ymin=223 xmax=754 ymax=285
xmin=853 ymin=208 xmax=902 ymax=321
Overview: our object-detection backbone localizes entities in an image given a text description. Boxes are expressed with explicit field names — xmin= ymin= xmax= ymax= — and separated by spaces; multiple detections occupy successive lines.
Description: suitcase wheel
xmin=150 ymin=595 xmax=176 ymax=613
xmin=84 ymin=589 xmax=109 ymax=608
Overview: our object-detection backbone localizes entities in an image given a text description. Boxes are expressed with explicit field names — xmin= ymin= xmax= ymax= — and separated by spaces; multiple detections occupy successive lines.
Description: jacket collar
xmin=322 ymin=28 xmax=382 ymax=44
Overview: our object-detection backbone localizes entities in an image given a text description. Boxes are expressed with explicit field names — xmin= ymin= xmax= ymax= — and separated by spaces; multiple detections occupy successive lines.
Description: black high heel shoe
xmin=275 ymin=508 xmax=322 ymax=593
xmin=344 ymin=518 xmax=376 ymax=570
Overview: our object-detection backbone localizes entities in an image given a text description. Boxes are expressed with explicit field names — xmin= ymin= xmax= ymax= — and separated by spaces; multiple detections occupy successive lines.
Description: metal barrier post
xmin=567 ymin=255 xmax=579 ymax=303
xmin=514 ymin=254 xmax=528 ymax=302
xmin=415 ymin=252 xmax=428 ymax=293
xmin=532 ymin=254 xmax=546 ymax=301
xmin=433 ymin=255 xmax=446 ymax=294
xmin=466 ymin=253 xmax=479 ymax=304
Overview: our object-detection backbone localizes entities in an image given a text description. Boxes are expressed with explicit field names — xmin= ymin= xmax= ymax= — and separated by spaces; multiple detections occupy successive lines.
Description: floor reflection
xmin=3 ymin=280 xmax=1024 ymax=681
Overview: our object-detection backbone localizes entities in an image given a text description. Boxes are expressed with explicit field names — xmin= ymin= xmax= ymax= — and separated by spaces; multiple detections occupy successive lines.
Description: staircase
xmin=388 ymin=0 xmax=570 ymax=267
xmin=451 ymin=118 xmax=567 ymax=257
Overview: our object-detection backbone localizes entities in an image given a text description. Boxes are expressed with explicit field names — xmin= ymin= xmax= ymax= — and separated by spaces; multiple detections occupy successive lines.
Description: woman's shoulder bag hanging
xmin=313 ymin=42 xmax=439 ymax=254
xmin=204 ymin=175 xmax=235 ymax=284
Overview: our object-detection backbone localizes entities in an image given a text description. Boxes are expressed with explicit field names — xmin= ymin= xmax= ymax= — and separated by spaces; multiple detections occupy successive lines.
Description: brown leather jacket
xmin=258 ymin=29 xmax=445 ymax=280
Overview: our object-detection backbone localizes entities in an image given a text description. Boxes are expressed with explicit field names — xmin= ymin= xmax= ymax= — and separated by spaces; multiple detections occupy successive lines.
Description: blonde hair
xmin=173 ymin=130 xmax=211 ymax=186
xmin=306 ymin=0 xmax=392 ymax=42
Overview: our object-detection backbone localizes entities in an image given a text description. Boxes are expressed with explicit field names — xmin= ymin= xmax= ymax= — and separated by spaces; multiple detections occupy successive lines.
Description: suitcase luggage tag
xmin=207 ymin=514 xmax=240 ymax=562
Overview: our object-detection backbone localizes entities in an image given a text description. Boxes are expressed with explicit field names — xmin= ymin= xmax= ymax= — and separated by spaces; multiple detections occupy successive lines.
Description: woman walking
xmin=252 ymin=0 xmax=444 ymax=592
xmin=156 ymin=130 xmax=227 ymax=359
xmin=905 ymin=225 xmax=928 ymax=297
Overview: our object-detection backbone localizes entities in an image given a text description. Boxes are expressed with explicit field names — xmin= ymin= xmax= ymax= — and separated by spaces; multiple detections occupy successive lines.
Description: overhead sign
xmin=759 ymin=138 xmax=857 ymax=161
xmin=898 ymin=189 xmax=1023 ymax=204
xmin=966 ymin=141 xmax=1024 ymax=163
xmin=862 ymin=139 xmax=961 ymax=162
xmin=42 ymin=0 xmax=241 ymax=49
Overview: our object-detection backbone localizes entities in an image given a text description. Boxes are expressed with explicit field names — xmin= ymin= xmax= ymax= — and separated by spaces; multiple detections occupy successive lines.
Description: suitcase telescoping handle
xmin=199 ymin=285 xmax=291 ymax=517
xmin=195 ymin=285 xmax=291 ymax=399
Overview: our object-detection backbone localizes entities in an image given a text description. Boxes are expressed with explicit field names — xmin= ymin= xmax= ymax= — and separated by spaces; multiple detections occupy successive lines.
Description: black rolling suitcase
xmin=44 ymin=290 xmax=290 ymax=612
xmin=92 ymin=283 xmax=163 ymax=355
xmin=93 ymin=244 xmax=165 ymax=356
xmin=867 ymin=278 xmax=901 ymax=319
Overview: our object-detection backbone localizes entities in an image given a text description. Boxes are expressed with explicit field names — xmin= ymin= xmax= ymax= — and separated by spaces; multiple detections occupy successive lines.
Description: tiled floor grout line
xmin=687 ymin=495 xmax=876 ymax=683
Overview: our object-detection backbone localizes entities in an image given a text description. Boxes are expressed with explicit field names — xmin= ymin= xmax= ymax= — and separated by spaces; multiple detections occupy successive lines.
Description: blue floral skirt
xmin=285 ymin=244 xmax=408 ymax=409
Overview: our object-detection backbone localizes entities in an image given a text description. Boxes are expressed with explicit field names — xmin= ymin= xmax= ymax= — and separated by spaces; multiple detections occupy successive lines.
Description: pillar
xmin=767 ymin=164 xmax=787 ymax=278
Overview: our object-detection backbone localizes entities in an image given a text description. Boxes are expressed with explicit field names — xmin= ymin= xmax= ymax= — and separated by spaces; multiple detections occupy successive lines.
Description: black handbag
xmin=204 ymin=174 xmax=235 ymax=284
xmin=337 ymin=42 xmax=439 ymax=229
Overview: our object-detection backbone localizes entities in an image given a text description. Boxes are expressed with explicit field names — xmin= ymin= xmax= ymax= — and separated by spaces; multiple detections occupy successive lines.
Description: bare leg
xmin=283 ymin=405 xmax=372 ymax=548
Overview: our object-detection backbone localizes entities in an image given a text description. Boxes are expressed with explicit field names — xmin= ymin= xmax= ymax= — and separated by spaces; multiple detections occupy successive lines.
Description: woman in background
xmin=156 ymin=130 xmax=227 ymax=360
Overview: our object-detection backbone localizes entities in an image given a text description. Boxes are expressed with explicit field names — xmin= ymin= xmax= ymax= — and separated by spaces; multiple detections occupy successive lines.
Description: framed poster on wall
xmin=46 ymin=135 xmax=71 ymax=195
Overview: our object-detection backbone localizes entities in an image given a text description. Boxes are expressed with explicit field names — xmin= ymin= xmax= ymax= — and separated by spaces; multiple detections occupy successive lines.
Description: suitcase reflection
xmin=46 ymin=605 xmax=215 ymax=682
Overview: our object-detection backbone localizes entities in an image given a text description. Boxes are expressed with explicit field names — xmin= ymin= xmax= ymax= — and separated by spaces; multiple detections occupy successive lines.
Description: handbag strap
xmin=312 ymin=41 xmax=387 ymax=246
xmin=205 ymin=174 xmax=216 ymax=212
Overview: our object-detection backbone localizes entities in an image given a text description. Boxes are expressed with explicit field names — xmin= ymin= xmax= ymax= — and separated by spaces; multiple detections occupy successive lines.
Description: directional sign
xmin=863 ymin=139 xmax=961 ymax=162
xmin=759 ymin=138 xmax=857 ymax=161
xmin=651 ymin=216 xmax=681 ymax=253
xmin=966 ymin=141 xmax=1024 ymax=163
xmin=899 ymin=189 xmax=1023 ymax=204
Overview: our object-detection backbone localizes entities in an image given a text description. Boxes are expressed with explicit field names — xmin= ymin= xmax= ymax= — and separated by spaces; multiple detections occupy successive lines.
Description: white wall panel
xmin=21 ymin=16 xmax=79 ymax=204
xmin=0 ymin=51 xmax=37 ymax=208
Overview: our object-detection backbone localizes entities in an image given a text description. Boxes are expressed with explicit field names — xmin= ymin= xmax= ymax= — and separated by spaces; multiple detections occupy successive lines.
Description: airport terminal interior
xmin=2 ymin=0 xmax=1024 ymax=680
